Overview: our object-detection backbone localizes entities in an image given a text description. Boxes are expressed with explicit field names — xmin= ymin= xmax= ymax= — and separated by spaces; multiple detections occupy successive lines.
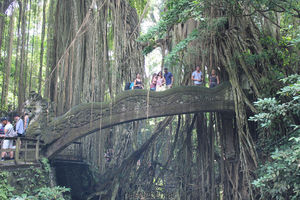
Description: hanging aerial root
xmin=87 ymin=116 xmax=174 ymax=200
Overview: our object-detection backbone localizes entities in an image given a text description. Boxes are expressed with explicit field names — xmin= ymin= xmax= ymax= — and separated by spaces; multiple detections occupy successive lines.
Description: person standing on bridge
xmin=156 ymin=71 xmax=165 ymax=91
xmin=191 ymin=66 xmax=203 ymax=86
xmin=14 ymin=114 xmax=25 ymax=137
xmin=134 ymin=73 xmax=144 ymax=89
xmin=209 ymin=69 xmax=220 ymax=88
xmin=23 ymin=113 xmax=30 ymax=135
xmin=0 ymin=118 xmax=6 ymax=137
xmin=1 ymin=117 xmax=16 ymax=161
xmin=150 ymin=73 xmax=157 ymax=91
xmin=164 ymin=68 xmax=174 ymax=89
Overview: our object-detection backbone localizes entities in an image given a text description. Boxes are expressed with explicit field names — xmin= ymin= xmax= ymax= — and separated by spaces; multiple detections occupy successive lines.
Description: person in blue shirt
xmin=163 ymin=68 xmax=174 ymax=89
xmin=14 ymin=114 xmax=24 ymax=137
xmin=191 ymin=66 xmax=203 ymax=86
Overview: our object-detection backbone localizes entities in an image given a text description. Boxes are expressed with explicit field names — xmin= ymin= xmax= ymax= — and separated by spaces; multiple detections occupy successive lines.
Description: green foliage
xmin=250 ymin=0 xmax=300 ymax=18
xmin=129 ymin=0 xmax=149 ymax=16
xmin=0 ymin=172 xmax=15 ymax=200
xmin=40 ymin=157 xmax=51 ymax=173
xmin=138 ymin=0 xmax=198 ymax=45
xmin=242 ymin=34 xmax=300 ymax=97
xmin=250 ymin=74 xmax=300 ymax=131
xmin=252 ymin=130 xmax=300 ymax=200
xmin=251 ymin=74 xmax=300 ymax=199
xmin=0 ymin=159 xmax=70 ymax=200
xmin=11 ymin=186 xmax=70 ymax=200
xmin=165 ymin=29 xmax=199 ymax=64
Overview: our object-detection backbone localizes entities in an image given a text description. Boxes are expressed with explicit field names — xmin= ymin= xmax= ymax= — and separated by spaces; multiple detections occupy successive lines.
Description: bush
xmin=250 ymin=74 xmax=300 ymax=199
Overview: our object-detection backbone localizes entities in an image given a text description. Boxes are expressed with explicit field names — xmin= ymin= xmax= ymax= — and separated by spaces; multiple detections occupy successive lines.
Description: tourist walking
xmin=191 ymin=66 xmax=203 ymax=86
xmin=156 ymin=71 xmax=165 ymax=91
xmin=209 ymin=69 xmax=220 ymax=88
xmin=134 ymin=73 xmax=144 ymax=89
xmin=164 ymin=68 xmax=173 ymax=89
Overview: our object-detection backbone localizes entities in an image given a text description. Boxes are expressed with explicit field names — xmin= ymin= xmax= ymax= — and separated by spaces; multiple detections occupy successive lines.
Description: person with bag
xmin=1 ymin=117 xmax=17 ymax=161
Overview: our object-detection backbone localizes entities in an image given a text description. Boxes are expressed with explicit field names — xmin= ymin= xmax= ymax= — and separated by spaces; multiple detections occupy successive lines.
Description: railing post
xmin=15 ymin=137 xmax=20 ymax=165
xmin=24 ymin=140 xmax=28 ymax=163
xmin=79 ymin=143 xmax=83 ymax=160
xmin=35 ymin=139 xmax=40 ymax=162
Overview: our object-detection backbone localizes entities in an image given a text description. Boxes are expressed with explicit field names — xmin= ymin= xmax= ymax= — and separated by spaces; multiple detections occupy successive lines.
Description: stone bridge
xmin=39 ymin=82 xmax=234 ymax=158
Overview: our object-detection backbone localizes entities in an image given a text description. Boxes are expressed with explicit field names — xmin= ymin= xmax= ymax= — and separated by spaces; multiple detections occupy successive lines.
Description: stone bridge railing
xmin=40 ymin=82 xmax=234 ymax=158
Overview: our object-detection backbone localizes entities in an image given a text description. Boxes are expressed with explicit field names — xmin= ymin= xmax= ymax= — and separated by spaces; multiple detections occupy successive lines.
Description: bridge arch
xmin=42 ymin=82 xmax=234 ymax=158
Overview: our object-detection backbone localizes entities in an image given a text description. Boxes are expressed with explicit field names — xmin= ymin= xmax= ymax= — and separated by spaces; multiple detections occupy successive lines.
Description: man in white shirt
xmin=191 ymin=66 xmax=203 ymax=86
xmin=1 ymin=117 xmax=15 ymax=161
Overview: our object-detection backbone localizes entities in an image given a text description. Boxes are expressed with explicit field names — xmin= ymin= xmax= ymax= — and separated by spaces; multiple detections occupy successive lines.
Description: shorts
xmin=2 ymin=139 xmax=14 ymax=149
xmin=194 ymin=83 xmax=203 ymax=86
xmin=156 ymin=85 xmax=166 ymax=91
xmin=210 ymin=82 xmax=217 ymax=88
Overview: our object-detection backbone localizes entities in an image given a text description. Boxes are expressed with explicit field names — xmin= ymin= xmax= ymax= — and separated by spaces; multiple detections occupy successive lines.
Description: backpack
xmin=0 ymin=124 xmax=4 ymax=135
xmin=129 ymin=82 xmax=134 ymax=89
xmin=6 ymin=126 xmax=17 ymax=137
xmin=125 ymin=82 xmax=131 ymax=90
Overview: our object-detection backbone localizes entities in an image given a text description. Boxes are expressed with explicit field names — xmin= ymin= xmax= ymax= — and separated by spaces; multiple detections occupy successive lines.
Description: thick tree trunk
xmin=1 ymin=10 xmax=14 ymax=107
xmin=13 ymin=1 xmax=23 ymax=110
xmin=24 ymin=0 xmax=32 ymax=99
xmin=38 ymin=0 xmax=47 ymax=94
xmin=18 ymin=0 xmax=27 ymax=112
xmin=0 ymin=2 xmax=6 ymax=67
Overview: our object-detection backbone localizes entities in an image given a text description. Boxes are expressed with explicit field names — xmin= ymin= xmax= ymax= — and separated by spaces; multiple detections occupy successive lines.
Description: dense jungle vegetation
xmin=0 ymin=0 xmax=299 ymax=199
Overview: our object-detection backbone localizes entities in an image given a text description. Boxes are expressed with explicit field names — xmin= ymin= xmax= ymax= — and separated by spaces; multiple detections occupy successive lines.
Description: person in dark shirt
xmin=209 ymin=69 xmax=220 ymax=88
xmin=164 ymin=68 xmax=174 ymax=89
xmin=134 ymin=73 xmax=144 ymax=89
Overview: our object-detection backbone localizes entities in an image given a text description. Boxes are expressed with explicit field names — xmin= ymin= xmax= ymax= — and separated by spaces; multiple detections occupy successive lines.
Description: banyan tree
xmin=0 ymin=0 xmax=299 ymax=199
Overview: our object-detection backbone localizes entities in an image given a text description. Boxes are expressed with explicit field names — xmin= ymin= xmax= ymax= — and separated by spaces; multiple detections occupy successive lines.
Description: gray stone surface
xmin=40 ymin=82 xmax=234 ymax=158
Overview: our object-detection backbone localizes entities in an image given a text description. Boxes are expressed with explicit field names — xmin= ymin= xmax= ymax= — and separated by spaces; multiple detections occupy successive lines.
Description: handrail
xmin=0 ymin=136 xmax=44 ymax=143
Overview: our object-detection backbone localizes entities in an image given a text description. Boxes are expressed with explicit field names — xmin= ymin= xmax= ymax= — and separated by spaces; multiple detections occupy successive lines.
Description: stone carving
xmin=36 ymin=82 xmax=234 ymax=158
xmin=23 ymin=91 xmax=54 ymax=137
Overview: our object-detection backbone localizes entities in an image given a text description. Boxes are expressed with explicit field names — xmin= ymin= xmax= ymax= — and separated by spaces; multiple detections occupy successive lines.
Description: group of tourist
xmin=149 ymin=68 xmax=174 ymax=91
xmin=0 ymin=113 xmax=29 ymax=161
xmin=125 ymin=68 xmax=174 ymax=91
xmin=126 ymin=66 xmax=219 ymax=91
xmin=192 ymin=66 xmax=220 ymax=88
